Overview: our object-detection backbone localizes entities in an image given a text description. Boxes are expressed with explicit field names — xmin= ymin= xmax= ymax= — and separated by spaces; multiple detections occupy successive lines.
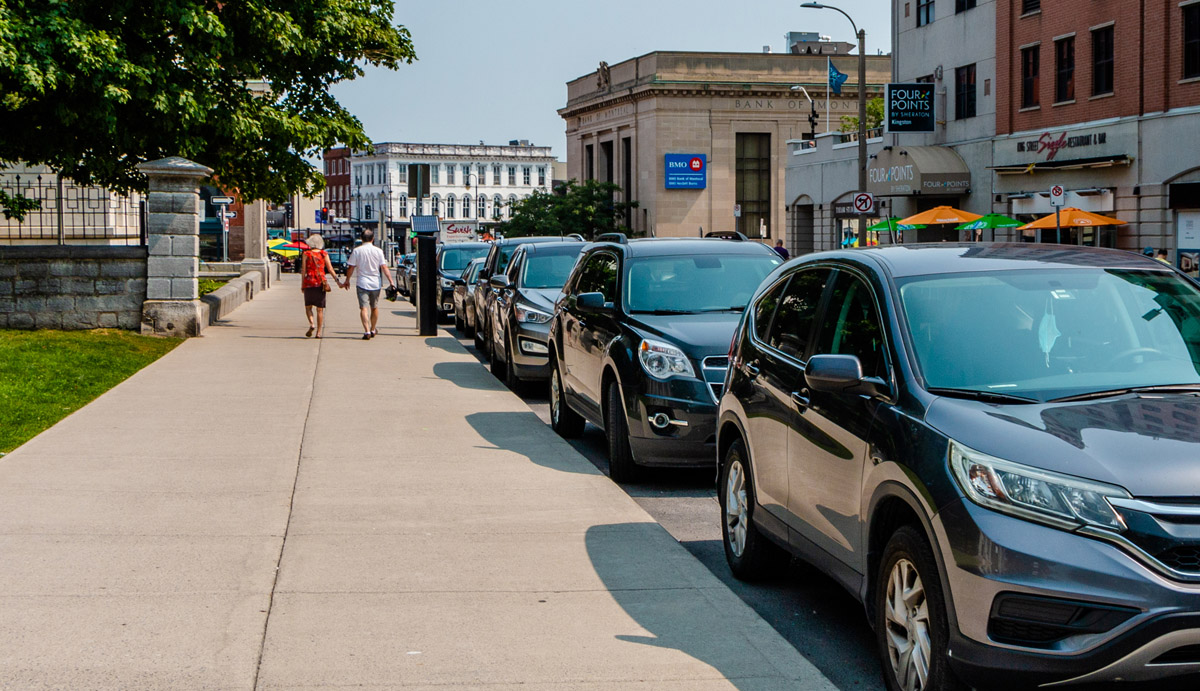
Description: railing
xmin=0 ymin=169 xmax=145 ymax=246
xmin=835 ymin=127 xmax=884 ymax=145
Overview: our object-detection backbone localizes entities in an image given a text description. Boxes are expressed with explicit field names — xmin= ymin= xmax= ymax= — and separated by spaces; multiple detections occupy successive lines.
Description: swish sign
xmin=885 ymin=83 xmax=935 ymax=134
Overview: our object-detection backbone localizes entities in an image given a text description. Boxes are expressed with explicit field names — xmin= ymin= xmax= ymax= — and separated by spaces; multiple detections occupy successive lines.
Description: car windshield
xmin=897 ymin=268 xmax=1200 ymax=401
xmin=440 ymin=246 xmax=488 ymax=272
xmin=463 ymin=261 xmax=481 ymax=282
xmin=522 ymin=246 xmax=583 ymax=289
xmin=625 ymin=254 xmax=781 ymax=313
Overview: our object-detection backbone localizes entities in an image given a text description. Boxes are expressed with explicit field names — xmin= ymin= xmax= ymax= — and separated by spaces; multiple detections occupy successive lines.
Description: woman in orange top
xmin=299 ymin=234 xmax=342 ymax=338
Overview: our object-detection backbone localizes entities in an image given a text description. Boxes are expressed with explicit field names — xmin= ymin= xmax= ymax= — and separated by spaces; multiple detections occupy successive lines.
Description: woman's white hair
xmin=306 ymin=233 xmax=325 ymax=250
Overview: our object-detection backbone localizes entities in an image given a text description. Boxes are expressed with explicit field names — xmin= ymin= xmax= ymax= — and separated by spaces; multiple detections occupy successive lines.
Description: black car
xmin=487 ymin=240 xmax=585 ymax=390
xmin=473 ymin=236 xmax=575 ymax=357
xmin=420 ymin=242 xmax=489 ymax=320
xmin=718 ymin=243 xmax=1200 ymax=690
xmin=547 ymin=235 xmax=781 ymax=480
xmin=453 ymin=257 xmax=485 ymax=336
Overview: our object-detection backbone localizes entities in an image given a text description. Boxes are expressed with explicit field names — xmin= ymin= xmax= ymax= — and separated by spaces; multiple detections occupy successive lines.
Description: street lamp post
xmin=801 ymin=2 xmax=868 ymax=248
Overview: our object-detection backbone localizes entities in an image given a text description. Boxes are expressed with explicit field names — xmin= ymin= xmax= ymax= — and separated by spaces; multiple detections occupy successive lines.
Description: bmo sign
xmin=664 ymin=154 xmax=707 ymax=189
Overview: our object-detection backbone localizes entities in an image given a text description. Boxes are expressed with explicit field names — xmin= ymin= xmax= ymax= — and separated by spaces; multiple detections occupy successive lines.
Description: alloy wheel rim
xmin=724 ymin=460 xmax=748 ymax=558
xmin=884 ymin=558 xmax=931 ymax=691
xmin=550 ymin=368 xmax=561 ymax=424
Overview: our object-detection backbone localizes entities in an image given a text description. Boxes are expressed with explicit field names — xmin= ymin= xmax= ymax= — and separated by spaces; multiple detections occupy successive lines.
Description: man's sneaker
xmin=362 ymin=333 xmax=370 ymax=340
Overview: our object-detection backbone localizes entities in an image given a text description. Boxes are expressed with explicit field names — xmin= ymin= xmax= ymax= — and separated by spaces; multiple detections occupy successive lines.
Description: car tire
xmin=720 ymin=439 xmax=786 ymax=581
xmin=489 ymin=331 xmax=504 ymax=378
xmin=504 ymin=332 xmax=524 ymax=393
xmin=464 ymin=311 xmax=475 ymax=338
xmin=605 ymin=382 xmax=639 ymax=483
xmin=549 ymin=355 xmax=584 ymax=438
xmin=454 ymin=310 xmax=464 ymax=333
xmin=875 ymin=526 xmax=965 ymax=691
xmin=472 ymin=321 xmax=485 ymax=351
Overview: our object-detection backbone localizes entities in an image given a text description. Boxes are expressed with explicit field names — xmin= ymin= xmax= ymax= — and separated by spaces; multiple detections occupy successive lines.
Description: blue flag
xmin=828 ymin=59 xmax=848 ymax=95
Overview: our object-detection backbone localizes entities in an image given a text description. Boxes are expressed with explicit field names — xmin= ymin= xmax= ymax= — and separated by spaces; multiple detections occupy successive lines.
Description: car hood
xmin=925 ymin=394 xmax=1200 ymax=497
xmin=626 ymin=312 xmax=742 ymax=359
xmin=517 ymin=288 xmax=561 ymax=313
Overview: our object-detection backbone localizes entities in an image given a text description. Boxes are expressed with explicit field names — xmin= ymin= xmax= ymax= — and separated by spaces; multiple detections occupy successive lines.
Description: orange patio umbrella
xmin=897 ymin=205 xmax=983 ymax=226
xmin=1017 ymin=207 xmax=1126 ymax=230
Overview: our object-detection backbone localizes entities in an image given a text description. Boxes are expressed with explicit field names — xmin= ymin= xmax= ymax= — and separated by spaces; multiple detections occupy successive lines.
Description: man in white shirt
xmin=344 ymin=229 xmax=396 ymax=340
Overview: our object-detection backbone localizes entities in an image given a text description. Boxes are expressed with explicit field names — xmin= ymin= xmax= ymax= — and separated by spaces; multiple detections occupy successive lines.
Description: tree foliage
xmin=838 ymin=97 xmax=885 ymax=133
xmin=0 ymin=1 xmax=415 ymax=202
xmin=501 ymin=180 xmax=638 ymax=240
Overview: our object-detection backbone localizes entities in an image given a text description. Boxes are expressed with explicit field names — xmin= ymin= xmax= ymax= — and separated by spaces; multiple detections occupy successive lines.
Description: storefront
xmin=1171 ymin=179 xmax=1200 ymax=279
xmin=866 ymin=145 xmax=973 ymax=242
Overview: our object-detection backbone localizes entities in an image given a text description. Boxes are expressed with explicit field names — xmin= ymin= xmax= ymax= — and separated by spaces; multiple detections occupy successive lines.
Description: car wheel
xmin=875 ymin=526 xmax=964 ymax=691
xmin=605 ymin=382 xmax=638 ymax=482
xmin=549 ymin=355 xmax=584 ymax=438
xmin=454 ymin=310 xmax=464 ymax=333
xmin=489 ymin=330 xmax=504 ymax=378
xmin=720 ymin=439 xmax=786 ymax=581
xmin=472 ymin=320 xmax=484 ymax=350
xmin=504 ymin=332 xmax=523 ymax=393
xmin=408 ymin=288 xmax=416 ymax=305
xmin=464 ymin=308 xmax=475 ymax=338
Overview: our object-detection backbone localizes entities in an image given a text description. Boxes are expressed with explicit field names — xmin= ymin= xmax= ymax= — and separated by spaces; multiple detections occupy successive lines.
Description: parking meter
xmin=414 ymin=228 xmax=438 ymax=336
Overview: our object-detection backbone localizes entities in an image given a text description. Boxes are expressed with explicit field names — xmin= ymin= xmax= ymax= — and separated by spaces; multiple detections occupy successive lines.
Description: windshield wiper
xmin=1049 ymin=384 xmax=1200 ymax=403
xmin=697 ymin=306 xmax=747 ymax=312
xmin=926 ymin=387 xmax=1038 ymax=404
xmin=632 ymin=309 xmax=696 ymax=315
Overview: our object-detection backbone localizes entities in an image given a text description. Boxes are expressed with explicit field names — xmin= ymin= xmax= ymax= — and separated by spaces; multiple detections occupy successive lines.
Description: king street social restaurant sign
xmin=664 ymin=154 xmax=707 ymax=189
xmin=886 ymin=83 xmax=935 ymax=134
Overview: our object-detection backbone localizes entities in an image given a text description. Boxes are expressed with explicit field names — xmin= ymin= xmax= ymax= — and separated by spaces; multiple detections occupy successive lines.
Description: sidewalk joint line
xmin=251 ymin=333 xmax=321 ymax=690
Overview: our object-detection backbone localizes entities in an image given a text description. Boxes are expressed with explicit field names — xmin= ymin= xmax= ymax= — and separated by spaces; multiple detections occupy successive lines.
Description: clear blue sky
xmin=330 ymin=0 xmax=892 ymax=161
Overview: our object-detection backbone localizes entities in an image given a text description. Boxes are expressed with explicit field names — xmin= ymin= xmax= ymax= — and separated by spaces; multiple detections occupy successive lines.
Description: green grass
xmin=198 ymin=278 xmax=227 ymax=296
xmin=0 ymin=329 xmax=181 ymax=455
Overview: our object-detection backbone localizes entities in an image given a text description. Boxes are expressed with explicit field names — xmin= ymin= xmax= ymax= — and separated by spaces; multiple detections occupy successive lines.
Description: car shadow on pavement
xmin=465 ymin=411 xmax=598 ymax=475
xmin=431 ymin=362 xmax=509 ymax=391
xmin=424 ymin=336 xmax=463 ymax=354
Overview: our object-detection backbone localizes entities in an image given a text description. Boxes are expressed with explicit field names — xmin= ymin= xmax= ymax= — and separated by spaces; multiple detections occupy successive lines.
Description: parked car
xmin=473 ymin=236 xmax=576 ymax=356
xmin=395 ymin=253 xmax=416 ymax=295
xmin=486 ymin=240 xmax=585 ymax=390
xmin=327 ymin=248 xmax=350 ymax=275
xmin=431 ymin=242 xmax=489 ymax=320
xmin=547 ymin=235 xmax=781 ymax=480
xmin=718 ymin=243 xmax=1200 ymax=690
xmin=453 ymin=258 xmax=486 ymax=336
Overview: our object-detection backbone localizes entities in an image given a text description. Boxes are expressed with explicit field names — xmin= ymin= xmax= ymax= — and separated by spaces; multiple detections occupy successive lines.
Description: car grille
xmin=1103 ymin=498 xmax=1200 ymax=580
xmin=1157 ymin=547 xmax=1200 ymax=572
xmin=702 ymin=356 xmax=729 ymax=405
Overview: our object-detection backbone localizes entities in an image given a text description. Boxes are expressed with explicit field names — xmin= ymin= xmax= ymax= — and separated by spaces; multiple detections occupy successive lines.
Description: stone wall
xmin=0 ymin=246 xmax=147 ymax=330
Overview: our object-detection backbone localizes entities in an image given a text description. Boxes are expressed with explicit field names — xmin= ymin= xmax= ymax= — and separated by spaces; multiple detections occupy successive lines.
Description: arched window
xmin=507 ymin=195 xmax=517 ymax=219
xmin=492 ymin=194 xmax=503 ymax=220
xmin=446 ymin=194 xmax=456 ymax=218
xmin=462 ymin=194 xmax=471 ymax=219
xmin=478 ymin=195 xmax=487 ymax=218
xmin=432 ymin=194 xmax=441 ymax=216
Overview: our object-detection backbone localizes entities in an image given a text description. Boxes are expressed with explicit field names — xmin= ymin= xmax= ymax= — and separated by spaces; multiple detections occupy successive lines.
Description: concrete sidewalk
xmin=0 ymin=276 xmax=837 ymax=690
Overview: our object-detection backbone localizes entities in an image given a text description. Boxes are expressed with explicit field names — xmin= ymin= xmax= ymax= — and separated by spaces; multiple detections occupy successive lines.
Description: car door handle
xmin=745 ymin=362 xmax=761 ymax=376
xmin=791 ymin=391 xmax=810 ymax=410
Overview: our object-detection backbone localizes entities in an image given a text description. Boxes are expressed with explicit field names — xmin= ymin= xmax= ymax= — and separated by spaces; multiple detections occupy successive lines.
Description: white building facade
xmin=349 ymin=141 xmax=558 ymax=239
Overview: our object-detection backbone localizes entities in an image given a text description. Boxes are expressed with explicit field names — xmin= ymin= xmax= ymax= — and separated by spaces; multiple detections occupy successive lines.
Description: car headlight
xmin=514 ymin=304 xmax=552 ymax=324
xmin=949 ymin=441 xmax=1129 ymax=532
xmin=440 ymin=278 xmax=453 ymax=290
xmin=638 ymin=338 xmax=696 ymax=380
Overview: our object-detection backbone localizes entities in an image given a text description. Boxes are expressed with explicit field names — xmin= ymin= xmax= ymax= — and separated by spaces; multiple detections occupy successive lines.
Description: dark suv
xmin=473 ymin=236 xmax=574 ymax=356
xmin=718 ymin=243 xmax=1200 ymax=690
xmin=426 ymin=242 xmax=489 ymax=320
xmin=547 ymin=236 xmax=781 ymax=481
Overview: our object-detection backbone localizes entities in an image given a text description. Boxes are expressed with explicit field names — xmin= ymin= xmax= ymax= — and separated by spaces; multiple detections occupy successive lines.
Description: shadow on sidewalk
xmin=424 ymin=336 xmax=463 ymax=354
xmin=466 ymin=411 xmax=595 ymax=475
xmin=433 ymin=362 xmax=508 ymax=391
xmin=585 ymin=523 xmax=776 ymax=690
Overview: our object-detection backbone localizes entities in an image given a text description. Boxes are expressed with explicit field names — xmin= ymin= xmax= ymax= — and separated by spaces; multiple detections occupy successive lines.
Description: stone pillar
xmin=241 ymin=199 xmax=273 ymax=287
xmin=138 ymin=157 xmax=212 ymax=337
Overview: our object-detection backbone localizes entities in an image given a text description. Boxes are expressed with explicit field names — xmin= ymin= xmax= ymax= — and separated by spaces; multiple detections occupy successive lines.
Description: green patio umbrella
xmin=866 ymin=217 xmax=923 ymax=232
xmin=956 ymin=213 xmax=1022 ymax=231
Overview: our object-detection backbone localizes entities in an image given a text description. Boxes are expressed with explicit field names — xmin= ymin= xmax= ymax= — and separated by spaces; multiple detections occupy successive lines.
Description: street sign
xmin=210 ymin=196 xmax=234 ymax=205
xmin=664 ymin=154 xmax=707 ymax=189
xmin=853 ymin=192 xmax=875 ymax=215
xmin=221 ymin=210 xmax=237 ymax=219
xmin=314 ymin=209 xmax=323 ymax=224
xmin=733 ymin=204 xmax=741 ymax=218
xmin=1050 ymin=185 xmax=1066 ymax=207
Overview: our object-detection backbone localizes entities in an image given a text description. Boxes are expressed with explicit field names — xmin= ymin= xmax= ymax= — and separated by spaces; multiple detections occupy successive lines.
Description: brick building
xmin=323 ymin=147 xmax=351 ymax=222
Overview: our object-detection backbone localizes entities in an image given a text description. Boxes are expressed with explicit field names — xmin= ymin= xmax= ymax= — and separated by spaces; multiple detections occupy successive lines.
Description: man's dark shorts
xmin=357 ymin=287 xmax=381 ymax=309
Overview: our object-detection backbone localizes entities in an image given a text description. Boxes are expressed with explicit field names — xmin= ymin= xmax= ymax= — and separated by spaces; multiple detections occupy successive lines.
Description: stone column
xmin=138 ymin=157 xmax=212 ymax=337
xmin=241 ymin=199 xmax=273 ymax=287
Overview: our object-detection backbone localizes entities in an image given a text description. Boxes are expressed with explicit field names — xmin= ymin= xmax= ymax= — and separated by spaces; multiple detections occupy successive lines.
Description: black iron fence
xmin=0 ymin=170 xmax=145 ymax=246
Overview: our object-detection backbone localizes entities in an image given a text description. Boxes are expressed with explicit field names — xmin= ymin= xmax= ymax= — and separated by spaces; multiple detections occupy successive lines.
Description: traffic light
xmin=320 ymin=207 xmax=329 ymax=223
xmin=808 ymin=103 xmax=818 ymax=137
xmin=284 ymin=201 xmax=294 ymax=226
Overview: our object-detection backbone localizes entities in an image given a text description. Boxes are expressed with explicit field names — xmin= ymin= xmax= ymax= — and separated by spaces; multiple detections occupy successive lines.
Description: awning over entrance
xmin=991 ymin=154 xmax=1132 ymax=174
xmin=866 ymin=146 xmax=972 ymax=197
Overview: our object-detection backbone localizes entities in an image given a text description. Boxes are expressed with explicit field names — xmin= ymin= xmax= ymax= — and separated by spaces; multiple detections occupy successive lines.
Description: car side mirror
xmin=576 ymin=291 xmax=613 ymax=314
xmin=478 ymin=269 xmax=491 ymax=281
xmin=806 ymin=354 xmax=887 ymax=398
xmin=489 ymin=274 xmax=510 ymax=289
xmin=454 ymin=278 xmax=466 ymax=287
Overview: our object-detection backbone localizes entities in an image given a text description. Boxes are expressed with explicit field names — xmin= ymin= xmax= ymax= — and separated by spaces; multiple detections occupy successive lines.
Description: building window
xmin=446 ymin=195 xmax=456 ymax=218
xmin=916 ymin=0 xmax=934 ymax=26
xmin=478 ymin=195 xmax=487 ymax=218
xmin=431 ymin=195 xmax=440 ymax=216
xmin=398 ymin=195 xmax=407 ymax=217
xmin=955 ymin=0 xmax=975 ymax=12
xmin=508 ymin=166 xmax=516 ymax=186
xmin=416 ymin=198 xmax=423 ymax=216
xmin=523 ymin=166 xmax=531 ymax=185
xmin=538 ymin=166 xmax=546 ymax=186
xmin=1186 ymin=4 xmax=1200 ymax=79
xmin=1022 ymin=0 xmax=1040 ymax=14
xmin=462 ymin=194 xmax=471 ymax=219
xmin=446 ymin=165 xmax=456 ymax=186
xmin=397 ymin=164 xmax=407 ymax=183
xmin=735 ymin=133 xmax=771 ymax=239
xmin=1092 ymin=26 xmax=1114 ymax=96
xmin=1055 ymin=36 xmax=1075 ymax=103
xmin=492 ymin=194 xmax=502 ymax=220
xmin=585 ymin=144 xmax=595 ymax=180
xmin=1021 ymin=46 xmax=1040 ymax=108
xmin=431 ymin=165 xmax=440 ymax=185
xmin=366 ymin=165 xmax=373 ymax=185
xmin=955 ymin=63 xmax=977 ymax=119
xmin=492 ymin=165 xmax=502 ymax=186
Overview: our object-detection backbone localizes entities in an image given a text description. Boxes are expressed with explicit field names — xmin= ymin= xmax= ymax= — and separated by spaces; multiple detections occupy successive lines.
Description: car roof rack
xmin=704 ymin=230 xmax=748 ymax=241
xmin=594 ymin=232 xmax=628 ymax=244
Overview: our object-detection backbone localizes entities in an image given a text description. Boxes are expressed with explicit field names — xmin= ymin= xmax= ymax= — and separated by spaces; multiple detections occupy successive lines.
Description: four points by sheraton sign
xmin=885 ymin=83 xmax=935 ymax=134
